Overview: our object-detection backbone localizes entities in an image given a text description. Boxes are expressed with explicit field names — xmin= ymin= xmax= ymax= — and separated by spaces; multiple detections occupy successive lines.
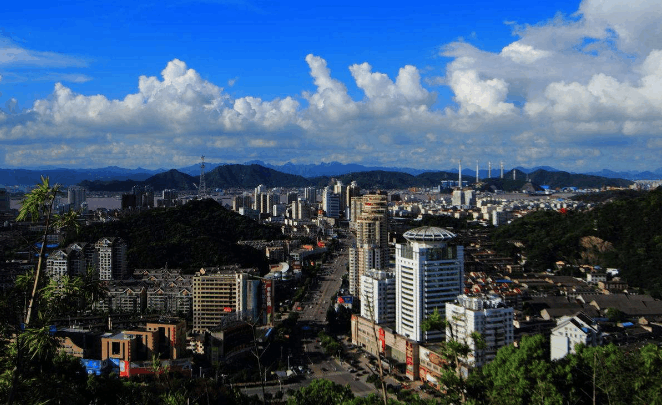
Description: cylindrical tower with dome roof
xmin=395 ymin=226 xmax=464 ymax=343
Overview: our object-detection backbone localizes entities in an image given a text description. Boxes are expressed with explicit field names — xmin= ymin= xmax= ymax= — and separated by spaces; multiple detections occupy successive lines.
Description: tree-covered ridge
xmin=493 ymin=188 xmax=662 ymax=295
xmin=205 ymin=164 xmax=312 ymax=188
xmin=71 ymin=199 xmax=282 ymax=273
xmin=75 ymin=164 xmax=634 ymax=192
xmin=526 ymin=169 xmax=633 ymax=189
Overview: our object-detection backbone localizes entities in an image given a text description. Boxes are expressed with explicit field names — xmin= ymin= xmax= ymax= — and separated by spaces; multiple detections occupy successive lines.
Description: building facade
xmin=192 ymin=266 xmax=270 ymax=333
xmin=445 ymin=294 xmax=514 ymax=368
xmin=96 ymin=237 xmax=127 ymax=280
xmin=550 ymin=312 xmax=602 ymax=360
xmin=360 ymin=269 xmax=396 ymax=324
xmin=349 ymin=194 xmax=388 ymax=296
xmin=395 ymin=226 xmax=464 ymax=343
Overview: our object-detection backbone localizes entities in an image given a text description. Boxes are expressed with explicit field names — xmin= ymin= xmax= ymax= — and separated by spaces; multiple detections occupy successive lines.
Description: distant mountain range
xmin=0 ymin=162 xmax=653 ymax=191
xmin=70 ymin=165 xmax=634 ymax=192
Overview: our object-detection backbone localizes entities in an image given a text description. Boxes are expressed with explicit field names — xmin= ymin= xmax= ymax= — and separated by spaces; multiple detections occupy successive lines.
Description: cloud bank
xmin=2 ymin=0 xmax=662 ymax=171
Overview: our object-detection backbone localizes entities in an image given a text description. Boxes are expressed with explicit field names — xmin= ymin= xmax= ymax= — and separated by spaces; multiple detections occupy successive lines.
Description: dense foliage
xmin=493 ymin=188 xmax=662 ymax=296
xmin=70 ymin=199 xmax=282 ymax=273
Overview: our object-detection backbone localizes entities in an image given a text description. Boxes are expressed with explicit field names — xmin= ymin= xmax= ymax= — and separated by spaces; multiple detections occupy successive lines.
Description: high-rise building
xmin=445 ymin=294 xmax=514 ymax=368
xmin=47 ymin=241 xmax=97 ymax=280
xmin=349 ymin=194 xmax=388 ymax=296
xmin=286 ymin=192 xmax=298 ymax=204
xmin=95 ymin=237 xmax=127 ymax=281
xmin=291 ymin=199 xmax=312 ymax=220
xmin=345 ymin=181 xmax=361 ymax=219
xmin=451 ymin=189 xmax=465 ymax=206
xmin=322 ymin=187 xmax=340 ymax=219
xmin=159 ymin=189 xmax=178 ymax=207
xmin=360 ymin=269 xmax=395 ymax=324
xmin=192 ymin=266 xmax=272 ymax=333
xmin=253 ymin=185 xmax=266 ymax=210
xmin=395 ymin=226 xmax=463 ymax=343
xmin=464 ymin=190 xmax=476 ymax=207
xmin=303 ymin=187 xmax=317 ymax=203
xmin=68 ymin=186 xmax=86 ymax=211
xmin=232 ymin=194 xmax=252 ymax=212
xmin=256 ymin=193 xmax=276 ymax=215
xmin=131 ymin=185 xmax=154 ymax=208
xmin=334 ymin=181 xmax=347 ymax=216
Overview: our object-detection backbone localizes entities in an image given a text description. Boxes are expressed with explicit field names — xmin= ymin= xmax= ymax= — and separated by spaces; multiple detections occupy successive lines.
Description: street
xmin=240 ymin=231 xmax=384 ymax=400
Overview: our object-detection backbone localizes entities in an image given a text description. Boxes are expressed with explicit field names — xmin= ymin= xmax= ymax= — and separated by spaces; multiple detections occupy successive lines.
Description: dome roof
xmin=403 ymin=226 xmax=456 ymax=242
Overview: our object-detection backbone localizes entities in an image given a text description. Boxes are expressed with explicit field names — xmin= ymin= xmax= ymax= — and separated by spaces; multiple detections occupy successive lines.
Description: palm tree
xmin=16 ymin=176 xmax=79 ymax=327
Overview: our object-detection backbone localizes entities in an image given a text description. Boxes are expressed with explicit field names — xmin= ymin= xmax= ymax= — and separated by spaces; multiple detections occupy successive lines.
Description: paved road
xmin=240 ymin=232 xmax=381 ymax=400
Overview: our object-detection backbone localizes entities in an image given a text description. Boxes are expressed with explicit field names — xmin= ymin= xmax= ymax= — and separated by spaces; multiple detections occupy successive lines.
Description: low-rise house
xmin=550 ymin=312 xmax=602 ymax=360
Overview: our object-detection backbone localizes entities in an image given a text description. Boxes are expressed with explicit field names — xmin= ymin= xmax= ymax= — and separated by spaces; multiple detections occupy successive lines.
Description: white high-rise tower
xmin=395 ymin=226 xmax=464 ymax=343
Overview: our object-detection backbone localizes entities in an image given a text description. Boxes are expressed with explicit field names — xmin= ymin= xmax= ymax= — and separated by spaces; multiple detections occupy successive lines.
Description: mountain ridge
xmin=0 ymin=163 xmax=644 ymax=189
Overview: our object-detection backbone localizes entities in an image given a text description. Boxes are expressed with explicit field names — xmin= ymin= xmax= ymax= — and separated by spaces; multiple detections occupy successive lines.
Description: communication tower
xmin=198 ymin=155 xmax=207 ymax=199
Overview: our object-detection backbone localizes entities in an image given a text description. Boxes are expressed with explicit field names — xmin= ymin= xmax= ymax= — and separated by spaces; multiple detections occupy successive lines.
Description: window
xmin=112 ymin=342 xmax=121 ymax=355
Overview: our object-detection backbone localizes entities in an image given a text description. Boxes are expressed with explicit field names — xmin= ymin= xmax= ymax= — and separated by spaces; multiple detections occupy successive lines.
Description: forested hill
xmin=75 ymin=164 xmax=632 ymax=191
xmin=79 ymin=169 xmax=196 ymax=191
xmin=205 ymin=164 xmax=311 ymax=188
xmin=492 ymin=188 xmax=662 ymax=296
xmin=70 ymin=199 xmax=282 ymax=273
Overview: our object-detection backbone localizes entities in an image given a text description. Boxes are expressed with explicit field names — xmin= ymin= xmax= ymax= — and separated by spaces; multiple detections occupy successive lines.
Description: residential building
xmin=68 ymin=186 xmax=87 ymax=211
xmin=345 ymin=181 xmax=361 ymax=219
xmin=192 ymin=266 xmax=270 ymax=333
xmin=322 ymin=187 xmax=340 ymax=219
xmin=95 ymin=237 xmax=127 ymax=280
xmin=451 ymin=189 xmax=464 ymax=206
xmin=349 ymin=193 xmax=388 ymax=296
xmin=303 ymin=186 xmax=317 ymax=203
xmin=445 ymin=294 xmax=514 ymax=368
xmin=100 ymin=319 xmax=187 ymax=362
xmin=395 ymin=226 xmax=464 ymax=343
xmin=550 ymin=312 xmax=602 ymax=360
xmin=232 ymin=194 xmax=252 ymax=212
xmin=360 ymin=269 xmax=396 ymax=324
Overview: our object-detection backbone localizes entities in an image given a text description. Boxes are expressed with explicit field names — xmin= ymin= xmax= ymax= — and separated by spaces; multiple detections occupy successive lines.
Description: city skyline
xmin=2 ymin=0 xmax=662 ymax=172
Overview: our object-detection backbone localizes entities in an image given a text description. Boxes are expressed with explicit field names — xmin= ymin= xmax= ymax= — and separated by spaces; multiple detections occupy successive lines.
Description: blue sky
xmin=1 ymin=0 xmax=662 ymax=172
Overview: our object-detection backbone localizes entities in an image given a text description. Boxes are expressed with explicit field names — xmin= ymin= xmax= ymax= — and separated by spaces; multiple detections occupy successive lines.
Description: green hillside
xmin=493 ymin=188 xmax=662 ymax=296
xmin=70 ymin=199 xmax=282 ymax=273
xmin=205 ymin=164 xmax=311 ymax=188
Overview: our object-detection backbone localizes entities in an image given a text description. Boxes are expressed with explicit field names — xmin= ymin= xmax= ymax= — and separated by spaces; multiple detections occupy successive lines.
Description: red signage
xmin=223 ymin=307 xmax=233 ymax=312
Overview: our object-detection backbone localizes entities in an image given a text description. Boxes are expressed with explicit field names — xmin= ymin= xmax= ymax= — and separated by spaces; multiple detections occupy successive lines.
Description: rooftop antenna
xmin=198 ymin=155 xmax=207 ymax=199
